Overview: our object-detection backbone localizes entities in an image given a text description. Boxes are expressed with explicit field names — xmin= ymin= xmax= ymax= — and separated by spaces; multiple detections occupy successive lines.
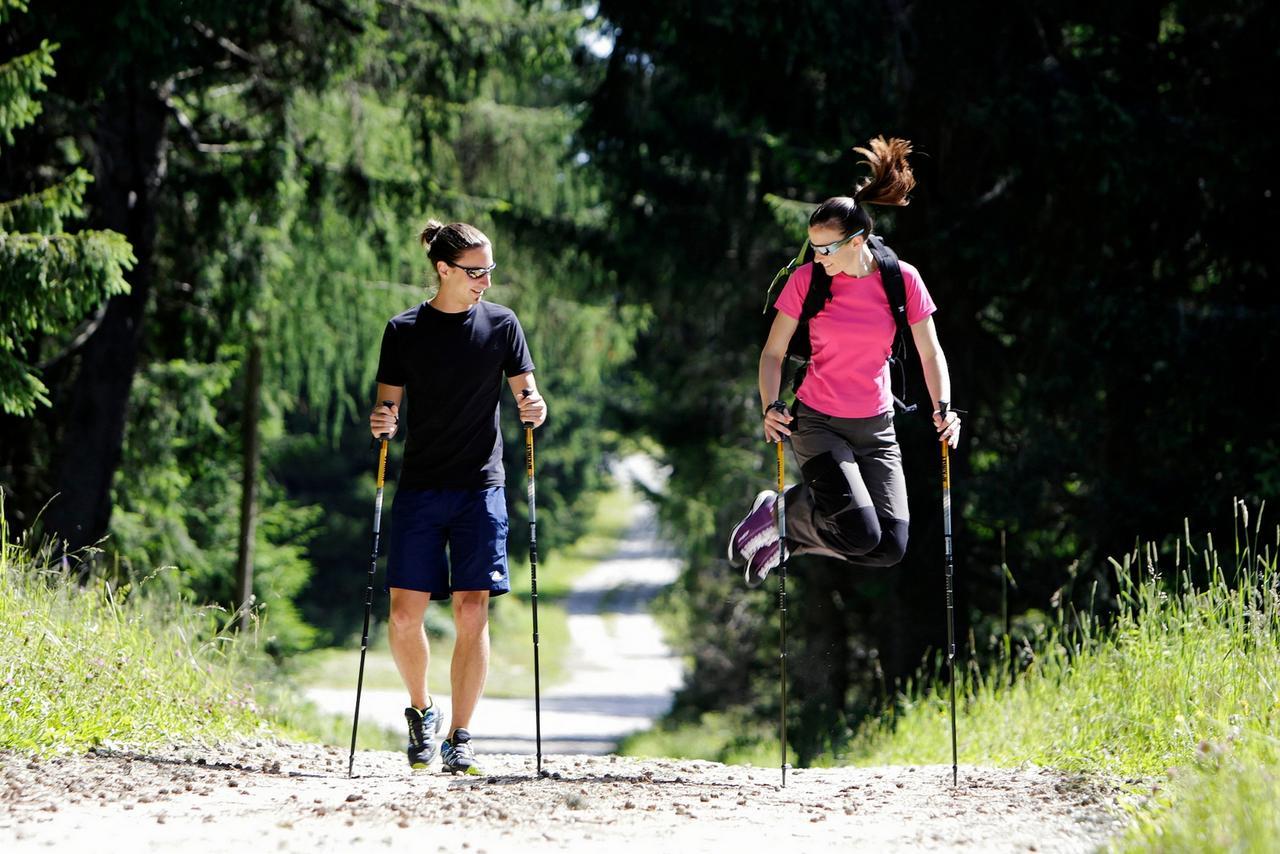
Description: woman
xmin=727 ymin=137 xmax=961 ymax=588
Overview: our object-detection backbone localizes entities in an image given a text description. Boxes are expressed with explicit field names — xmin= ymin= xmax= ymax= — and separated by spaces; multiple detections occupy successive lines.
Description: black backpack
xmin=763 ymin=234 xmax=918 ymax=413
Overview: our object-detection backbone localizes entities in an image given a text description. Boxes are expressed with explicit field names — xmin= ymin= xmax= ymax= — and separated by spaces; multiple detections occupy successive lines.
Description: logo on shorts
xmin=490 ymin=570 xmax=503 ymax=583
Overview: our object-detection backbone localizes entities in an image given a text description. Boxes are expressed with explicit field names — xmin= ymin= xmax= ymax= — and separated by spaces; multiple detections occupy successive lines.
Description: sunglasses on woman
xmin=448 ymin=261 xmax=497 ymax=279
xmin=812 ymin=229 xmax=865 ymax=256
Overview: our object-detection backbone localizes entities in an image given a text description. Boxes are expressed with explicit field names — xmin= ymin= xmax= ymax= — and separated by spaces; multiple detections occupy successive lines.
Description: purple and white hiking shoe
xmin=728 ymin=489 xmax=779 ymax=571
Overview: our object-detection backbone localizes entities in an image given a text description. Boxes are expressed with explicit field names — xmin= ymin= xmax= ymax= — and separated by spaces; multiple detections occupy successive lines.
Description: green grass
xmin=619 ymin=710 xmax=779 ymax=767
xmin=271 ymin=691 xmax=402 ymax=752
xmin=851 ymin=508 xmax=1280 ymax=852
xmin=287 ymin=480 xmax=634 ymax=700
xmin=0 ymin=505 xmax=274 ymax=754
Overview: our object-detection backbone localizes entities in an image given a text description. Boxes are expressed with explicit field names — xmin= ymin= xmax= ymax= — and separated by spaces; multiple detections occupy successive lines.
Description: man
xmin=370 ymin=219 xmax=546 ymax=775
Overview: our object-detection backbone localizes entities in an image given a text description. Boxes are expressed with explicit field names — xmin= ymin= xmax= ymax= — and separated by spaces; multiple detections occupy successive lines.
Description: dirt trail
xmin=2 ymin=740 xmax=1125 ymax=852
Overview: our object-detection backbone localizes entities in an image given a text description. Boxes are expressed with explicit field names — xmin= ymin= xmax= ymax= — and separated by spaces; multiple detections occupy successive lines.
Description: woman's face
xmin=435 ymin=244 xmax=494 ymax=307
xmin=808 ymin=223 xmax=863 ymax=276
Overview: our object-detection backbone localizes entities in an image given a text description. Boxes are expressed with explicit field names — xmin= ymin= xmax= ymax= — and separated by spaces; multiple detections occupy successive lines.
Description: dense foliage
xmin=1 ymin=1 xmax=641 ymax=650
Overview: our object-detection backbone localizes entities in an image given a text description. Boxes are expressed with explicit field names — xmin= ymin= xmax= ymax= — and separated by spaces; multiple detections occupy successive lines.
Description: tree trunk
xmin=235 ymin=337 xmax=263 ymax=631
xmin=42 ymin=74 xmax=167 ymax=560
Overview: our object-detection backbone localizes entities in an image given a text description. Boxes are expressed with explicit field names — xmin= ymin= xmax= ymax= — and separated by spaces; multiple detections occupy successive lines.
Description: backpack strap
xmin=798 ymin=253 xmax=832 ymax=326
xmin=868 ymin=235 xmax=910 ymax=341
xmin=867 ymin=235 xmax=918 ymax=414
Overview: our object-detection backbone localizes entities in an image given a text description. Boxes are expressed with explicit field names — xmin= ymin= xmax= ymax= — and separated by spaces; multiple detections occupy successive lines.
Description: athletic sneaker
xmin=441 ymin=728 xmax=482 ymax=776
xmin=728 ymin=490 xmax=779 ymax=569
xmin=405 ymin=703 xmax=443 ymax=770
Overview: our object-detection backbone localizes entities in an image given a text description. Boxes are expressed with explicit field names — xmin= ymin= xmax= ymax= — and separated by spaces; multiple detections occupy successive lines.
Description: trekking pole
xmin=776 ymin=438 xmax=791 ymax=788
xmin=521 ymin=389 xmax=546 ymax=778
xmin=939 ymin=402 xmax=958 ymax=787
xmin=349 ymin=400 xmax=395 ymax=778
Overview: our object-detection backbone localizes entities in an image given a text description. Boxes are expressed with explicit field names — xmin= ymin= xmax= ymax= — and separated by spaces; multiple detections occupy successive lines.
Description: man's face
xmin=436 ymin=244 xmax=495 ymax=305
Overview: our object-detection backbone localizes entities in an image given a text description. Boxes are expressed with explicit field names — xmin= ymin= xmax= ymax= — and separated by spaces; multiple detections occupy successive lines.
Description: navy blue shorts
xmin=385 ymin=487 xmax=511 ymax=602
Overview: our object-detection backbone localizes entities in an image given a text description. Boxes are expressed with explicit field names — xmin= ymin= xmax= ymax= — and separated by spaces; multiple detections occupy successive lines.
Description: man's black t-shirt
xmin=376 ymin=300 xmax=535 ymax=490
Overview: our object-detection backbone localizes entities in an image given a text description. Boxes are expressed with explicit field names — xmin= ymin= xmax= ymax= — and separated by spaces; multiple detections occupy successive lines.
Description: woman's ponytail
xmin=810 ymin=136 xmax=916 ymax=236
xmin=851 ymin=136 xmax=916 ymax=208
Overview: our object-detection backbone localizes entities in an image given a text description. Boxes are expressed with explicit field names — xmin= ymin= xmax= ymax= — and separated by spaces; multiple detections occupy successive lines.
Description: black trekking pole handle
xmin=520 ymin=389 xmax=546 ymax=777
xmin=349 ymin=400 xmax=395 ymax=778
xmin=939 ymin=400 xmax=958 ymax=787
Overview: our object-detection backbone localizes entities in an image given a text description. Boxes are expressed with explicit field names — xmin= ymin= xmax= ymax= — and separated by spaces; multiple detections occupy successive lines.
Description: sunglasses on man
xmin=448 ymin=261 xmax=497 ymax=279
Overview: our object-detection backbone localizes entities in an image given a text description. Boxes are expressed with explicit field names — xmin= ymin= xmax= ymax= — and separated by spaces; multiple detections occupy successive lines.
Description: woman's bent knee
xmin=852 ymin=519 xmax=909 ymax=567
xmin=833 ymin=506 xmax=881 ymax=555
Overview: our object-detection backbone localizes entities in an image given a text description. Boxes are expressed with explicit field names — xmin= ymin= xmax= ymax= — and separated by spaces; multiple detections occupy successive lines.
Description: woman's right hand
xmin=370 ymin=401 xmax=398 ymax=439
xmin=763 ymin=402 xmax=793 ymax=443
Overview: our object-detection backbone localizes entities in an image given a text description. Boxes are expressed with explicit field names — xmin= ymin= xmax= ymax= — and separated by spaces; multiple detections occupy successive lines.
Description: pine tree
xmin=0 ymin=0 xmax=133 ymax=417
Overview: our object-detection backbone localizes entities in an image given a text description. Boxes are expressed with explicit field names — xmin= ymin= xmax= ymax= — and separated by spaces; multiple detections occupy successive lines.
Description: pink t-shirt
xmin=775 ymin=260 xmax=936 ymax=418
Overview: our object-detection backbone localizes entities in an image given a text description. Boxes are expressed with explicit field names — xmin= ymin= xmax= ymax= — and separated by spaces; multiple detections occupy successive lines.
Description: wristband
xmin=765 ymin=399 xmax=788 ymax=416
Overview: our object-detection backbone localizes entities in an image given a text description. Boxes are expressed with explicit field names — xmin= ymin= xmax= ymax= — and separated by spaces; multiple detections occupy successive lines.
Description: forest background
xmin=2 ymin=0 xmax=1276 ymax=766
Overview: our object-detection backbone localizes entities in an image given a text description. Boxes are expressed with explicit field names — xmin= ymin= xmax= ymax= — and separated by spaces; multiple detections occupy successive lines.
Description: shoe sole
xmin=442 ymin=765 xmax=482 ymax=776
xmin=407 ymin=745 xmax=438 ymax=770
xmin=727 ymin=490 xmax=776 ymax=567
xmin=406 ymin=710 xmax=442 ymax=770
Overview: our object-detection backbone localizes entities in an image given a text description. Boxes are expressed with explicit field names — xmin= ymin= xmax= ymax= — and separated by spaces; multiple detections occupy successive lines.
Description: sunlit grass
xmin=618 ymin=710 xmax=779 ymax=767
xmin=272 ymin=693 xmax=401 ymax=752
xmin=0 ymin=503 xmax=273 ymax=754
xmin=852 ymin=505 xmax=1280 ymax=852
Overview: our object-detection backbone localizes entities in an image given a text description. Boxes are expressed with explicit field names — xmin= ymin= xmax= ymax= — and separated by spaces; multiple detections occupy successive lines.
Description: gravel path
xmin=1 ymin=741 xmax=1126 ymax=852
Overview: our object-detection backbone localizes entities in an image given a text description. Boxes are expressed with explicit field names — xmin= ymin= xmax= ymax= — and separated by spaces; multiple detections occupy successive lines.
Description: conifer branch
xmin=0 ymin=170 xmax=91 ymax=233
xmin=0 ymin=41 xmax=57 ymax=148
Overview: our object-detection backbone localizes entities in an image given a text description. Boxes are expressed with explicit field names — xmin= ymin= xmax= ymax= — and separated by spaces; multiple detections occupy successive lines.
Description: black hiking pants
xmin=783 ymin=401 xmax=909 ymax=567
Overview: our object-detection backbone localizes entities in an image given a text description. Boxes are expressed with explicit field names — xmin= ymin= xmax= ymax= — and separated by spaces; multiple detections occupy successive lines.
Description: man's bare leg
xmin=447 ymin=590 xmax=491 ymax=734
xmin=388 ymin=587 xmax=432 ymax=708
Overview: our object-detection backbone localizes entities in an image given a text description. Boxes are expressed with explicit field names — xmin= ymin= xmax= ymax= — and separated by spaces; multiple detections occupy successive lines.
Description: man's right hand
xmin=370 ymin=401 xmax=399 ymax=439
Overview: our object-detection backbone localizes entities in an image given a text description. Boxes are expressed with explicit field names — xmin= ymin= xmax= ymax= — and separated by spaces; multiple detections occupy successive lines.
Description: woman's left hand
xmin=933 ymin=409 xmax=962 ymax=448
